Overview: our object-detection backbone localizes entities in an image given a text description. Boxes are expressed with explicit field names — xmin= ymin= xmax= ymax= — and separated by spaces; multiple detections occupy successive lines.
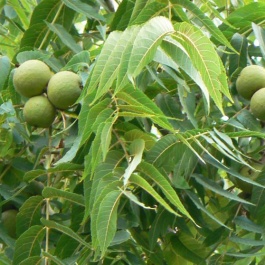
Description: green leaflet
xmin=13 ymin=225 xmax=45 ymax=265
xmin=172 ymin=22 xmax=232 ymax=114
xmin=170 ymin=0 xmax=236 ymax=52
xmin=62 ymin=0 xmax=105 ymax=21
xmin=96 ymin=190 xmax=122 ymax=257
xmin=41 ymin=218 xmax=91 ymax=249
xmin=42 ymin=187 xmax=85 ymax=206
xmin=24 ymin=163 xmax=83 ymax=182
xmin=20 ymin=0 xmax=75 ymax=49
xmin=127 ymin=16 xmax=174 ymax=78
xmin=46 ymin=23 xmax=82 ymax=54
xmin=116 ymin=85 xmax=173 ymax=131
xmin=16 ymin=196 xmax=43 ymax=237
xmin=129 ymin=174 xmax=181 ymax=217
xmin=219 ymin=2 xmax=265 ymax=40
xmin=123 ymin=139 xmax=145 ymax=185
xmin=170 ymin=236 xmax=207 ymax=265
xmin=138 ymin=162 xmax=193 ymax=221
xmin=91 ymin=180 xmax=122 ymax=249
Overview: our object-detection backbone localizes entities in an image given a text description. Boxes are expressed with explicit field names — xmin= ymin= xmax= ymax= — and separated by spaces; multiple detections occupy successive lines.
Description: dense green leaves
xmin=3 ymin=0 xmax=265 ymax=264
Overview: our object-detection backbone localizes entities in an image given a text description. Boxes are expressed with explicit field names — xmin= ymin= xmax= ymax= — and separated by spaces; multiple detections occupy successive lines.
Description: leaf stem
xmin=45 ymin=127 xmax=53 ymax=265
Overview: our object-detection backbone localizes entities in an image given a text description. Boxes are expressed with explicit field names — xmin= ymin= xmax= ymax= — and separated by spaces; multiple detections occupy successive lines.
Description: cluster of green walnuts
xmin=236 ymin=65 xmax=265 ymax=121
xmin=13 ymin=60 xmax=82 ymax=128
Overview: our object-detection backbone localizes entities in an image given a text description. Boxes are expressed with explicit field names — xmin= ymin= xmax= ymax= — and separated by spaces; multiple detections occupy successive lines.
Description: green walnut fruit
xmin=23 ymin=95 xmax=56 ymax=128
xmin=236 ymin=65 xmax=265 ymax=100
xmin=1 ymin=209 xmax=18 ymax=238
xmin=234 ymin=163 xmax=264 ymax=194
xmin=250 ymin=87 xmax=265 ymax=121
xmin=13 ymin=60 xmax=52 ymax=98
xmin=47 ymin=71 xmax=82 ymax=110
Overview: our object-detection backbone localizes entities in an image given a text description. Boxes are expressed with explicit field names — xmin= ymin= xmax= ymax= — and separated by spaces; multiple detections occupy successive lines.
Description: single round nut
xmin=23 ymin=95 xmax=56 ymax=128
xmin=236 ymin=65 xmax=265 ymax=100
xmin=250 ymin=87 xmax=265 ymax=121
xmin=13 ymin=60 xmax=52 ymax=98
xmin=47 ymin=71 xmax=82 ymax=110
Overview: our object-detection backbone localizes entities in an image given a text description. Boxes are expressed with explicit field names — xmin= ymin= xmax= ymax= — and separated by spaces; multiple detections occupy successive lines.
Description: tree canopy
xmin=1 ymin=0 xmax=265 ymax=264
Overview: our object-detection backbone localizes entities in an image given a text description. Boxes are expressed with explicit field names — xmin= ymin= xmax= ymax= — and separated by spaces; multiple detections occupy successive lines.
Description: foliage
xmin=1 ymin=0 xmax=265 ymax=264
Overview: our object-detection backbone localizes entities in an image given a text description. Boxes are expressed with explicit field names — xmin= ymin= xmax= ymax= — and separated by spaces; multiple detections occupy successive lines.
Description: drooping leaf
xmin=178 ymin=85 xmax=198 ymax=128
xmin=156 ymin=40 xmax=210 ymax=110
xmin=120 ymin=190 xmax=156 ymax=210
xmin=172 ymin=22 xmax=232 ymax=113
xmin=250 ymin=175 xmax=265 ymax=223
xmin=129 ymin=174 xmax=181 ymax=217
xmin=49 ymin=162 xmax=83 ymax=174
xmin=115 ymin=26 xmax=140 ymax=92
xmin=86 ymin=123 xmax=105 ymax=175
xmin=54 ymin=135 xmax=82 ymax=165
xmin=225 ymin=250 xmax=265 ymax=258
xmin=138 ymin=162 xmax=193 ymax=221
xmin=95 ymin=28 xmax=137 ymax=100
